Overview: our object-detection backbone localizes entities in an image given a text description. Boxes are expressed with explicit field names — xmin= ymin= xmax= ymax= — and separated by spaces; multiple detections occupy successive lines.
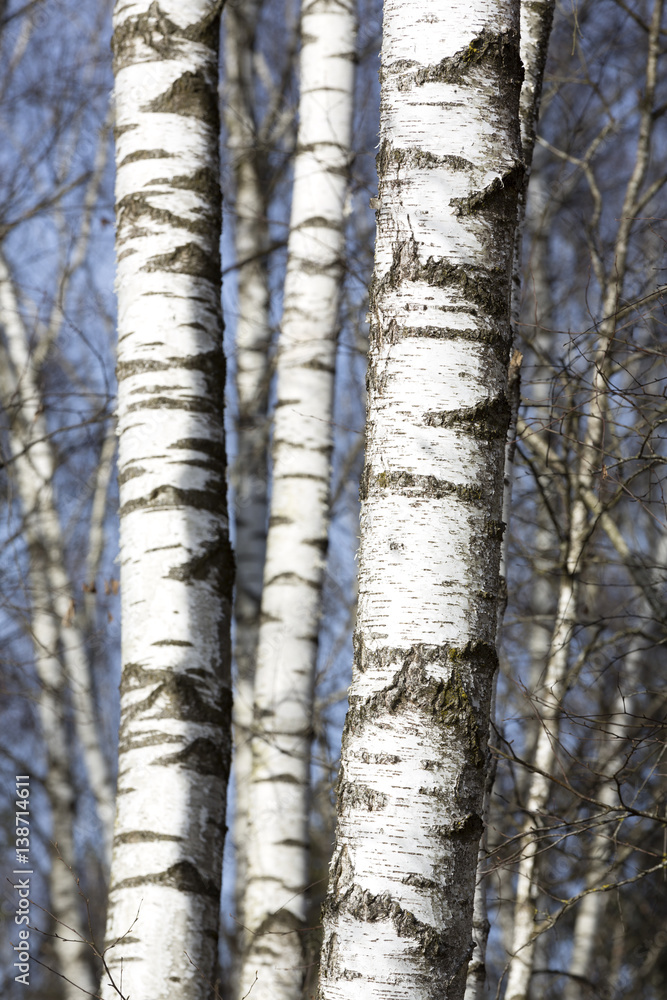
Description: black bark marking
xmin=144 ymin=242 xmax=220 ymax=285
xmin=111 ymin=860 xmax=219 ymax=898
xmin=119 ymin=664 xmax=232 ymax=729
xmin=156 ymin=736 xmax=225 ymax=775
xmin=424 ymin=394 xmax=511 ymax=440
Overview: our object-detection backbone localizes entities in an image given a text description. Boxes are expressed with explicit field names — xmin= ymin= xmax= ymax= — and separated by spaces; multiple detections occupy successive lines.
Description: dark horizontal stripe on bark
xmin=167 ymin=534 xmax=234 ymax=588
xmin=243 ymin=905 xmax=305 ymax=942
xmin=264 ymin=570 xmax=319 ymax=590
xmin=170 ymin=436 xmax=226 ymax=463
xmin=355 ymin=638 xmax=498 ymax=678
xmin=372 ymin=236 xmax=511 ymax=320
xmin=119 ymin=665 xmax=231 ymax=728
xmin=143 ymin=242 xmax=221 ymax=285
xmin=125 ymin=395 xmax=222 ymax=416
xmin=120 ymin=484 xmax=227 ymax=517
xmin=128 ymin=383 xmax=193 ymax=394
xmin=147 ymin=166 xmax=220 ymax=202
xmin=344 ymin=657 xmax=490 ymax=767
xmin=450 ymin=163 xmax=525 ymax=222
xmin=268 ymin=514 xmax=294 ymax=528
xmin=272 ymin=358 xmax=336 ymax=374
xmin=321 ymin=876 xmax=474 ymax=997
xmin=377 ymin=142 xmax=475 ymax=175
xmin=385 ymin=27 xmax=522 ymax=90
xmin=338 ymin=781 xmax=389 ymax=812
xmin=145 ymin=70 xmax=218 ymax=123
xmin=271 ymin=434 xmax=331 ymax=453
xmin=117 ymin=348 xmax=225 ymax=382
xmin=116 ymin=191 xmax=214 ymax=239
xmin=297 ymin=256 xmax=345 ymax=277
xmin=156 ymin=736 xmax=227 ymax=775
xmin=424 ymin=393 xmax=510 ymax=439
xmin=152 ymin=639 xmax=194 ymax=646
xmin=292 ymin=214 xmax=344 ymax=232
xmin=110 ymin=860 xmax=219 ymax=898
xmin=118 ymin=464 xmax=146 ymax=485
xmin=271 ymin=470 xmax=329 ymax=482
xmin=252 ymin=772 xmax=308 ymax=786
xmin=295 ymin=137 xmax=353 ymax=155
xmin=119 ymin=147 xmax=173 ymax=166
xmin=113 ymin=5 xmax=221 ymax=67
xmin=114 ymin=829 xmax=183 ymax=844
xmin=359 ymin=468 xmax=492 ymax=506
xmin=370 ymin=318 xmax=510 ymax=360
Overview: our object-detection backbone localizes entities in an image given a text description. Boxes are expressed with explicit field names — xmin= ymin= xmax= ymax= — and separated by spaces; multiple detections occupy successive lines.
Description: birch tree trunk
xmin=223 ymin=0 xmax=272 ymax=946
xmin=102 ymin=4 xmax=233 ymax=998
xmin=237 ymin=2 xmax=355 ymax=997
xmin=318 ymin=2 xmax=523 ymax=997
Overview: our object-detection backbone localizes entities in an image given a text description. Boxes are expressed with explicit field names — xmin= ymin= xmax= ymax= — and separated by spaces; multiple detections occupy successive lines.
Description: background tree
xmin=0 ymin=2 xmax=116 ymax=996
xmin=237 ymin=0 xmax=356 ymax=996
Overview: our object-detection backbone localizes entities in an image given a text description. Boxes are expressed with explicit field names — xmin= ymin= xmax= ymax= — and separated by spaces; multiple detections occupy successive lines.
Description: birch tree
xmin=224 ymin=2 xmax=271 ymax=936
xmin=317 ymin=1 xmax=523 ymax=996
xmin=102 ymin=3 xmax=232 ymax=997
xmin=222 ymin=1 xmax=301 ymax=963
xmin=237 ymin=1 xmax=355 ymax=996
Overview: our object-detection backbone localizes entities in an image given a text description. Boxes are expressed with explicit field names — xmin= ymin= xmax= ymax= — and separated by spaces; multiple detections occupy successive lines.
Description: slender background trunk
xmin=237 ymin=1 xmax=356 ymax=996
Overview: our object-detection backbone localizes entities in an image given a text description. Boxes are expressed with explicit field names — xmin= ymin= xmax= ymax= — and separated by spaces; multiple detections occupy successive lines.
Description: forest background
xmin=0 ymin=0 xmax=666 ymax=998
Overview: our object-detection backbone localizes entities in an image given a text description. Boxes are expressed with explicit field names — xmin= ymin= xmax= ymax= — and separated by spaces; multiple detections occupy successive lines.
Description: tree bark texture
xmin=237 ymin=1 xmax=355 ymax=998
xmin=103 ymin=4 xmax=232 ymax=998
xmin=318 ymin=2 xmax=523 ymax=998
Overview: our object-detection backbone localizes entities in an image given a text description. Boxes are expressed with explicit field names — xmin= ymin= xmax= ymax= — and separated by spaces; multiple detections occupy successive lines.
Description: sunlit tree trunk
xmin=237 ymin=1 xmax=356 ymax=997
xmin=102 ymin=4 xmax=233 ymax=998
xmin=318 ymin=2 xmax=523 ymax=997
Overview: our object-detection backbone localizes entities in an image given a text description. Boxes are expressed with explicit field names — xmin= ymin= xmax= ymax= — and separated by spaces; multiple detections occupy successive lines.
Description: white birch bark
xmin=318 ymin=2 xmax=523 ymax=997
xmin=237 ymin=2 xmax=355 ymax=997
xmin=102 ymin=4 xmax=233 ymax=998
xmin=223 ymin=0 xmax=272 ymax=947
